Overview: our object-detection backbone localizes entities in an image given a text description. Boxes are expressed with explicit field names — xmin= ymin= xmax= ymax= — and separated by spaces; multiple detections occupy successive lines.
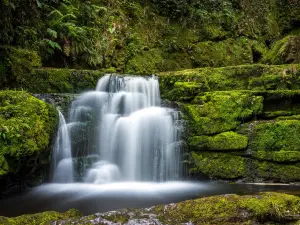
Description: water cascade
xmin=52 ymin=111 xmax=74 ymax=183
xmin=51 ymin=75 xmax=182 ymax=183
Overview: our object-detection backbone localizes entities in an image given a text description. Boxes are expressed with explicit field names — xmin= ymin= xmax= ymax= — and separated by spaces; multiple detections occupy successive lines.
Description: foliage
xmin=263 ymin=34 xmax=300 ymax=64
xmin=1 ymin=0 xmax=300 ymax=73
xmin=6 ymin=47 xmax=41 ymax=82
xmin=0 ymin=90 xmax=58 ymax=176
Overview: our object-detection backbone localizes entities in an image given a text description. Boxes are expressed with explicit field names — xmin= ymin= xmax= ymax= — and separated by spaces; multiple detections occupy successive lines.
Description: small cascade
xmin=52 ymin=74 xmax=183 ymax=183
xmin=51 ymin=111 xmax=74 ymax=183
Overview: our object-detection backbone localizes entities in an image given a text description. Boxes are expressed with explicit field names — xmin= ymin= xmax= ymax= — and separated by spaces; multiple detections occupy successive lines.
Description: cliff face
xmin=159 ymin=64 xmax=300 ymax=182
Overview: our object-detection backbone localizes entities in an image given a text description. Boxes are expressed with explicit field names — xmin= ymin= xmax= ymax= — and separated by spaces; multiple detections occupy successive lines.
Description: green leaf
xmin=47 ymin=28 xmax=58 ymax=39
xmin=36 ymin=0 xmax=42 ymax=8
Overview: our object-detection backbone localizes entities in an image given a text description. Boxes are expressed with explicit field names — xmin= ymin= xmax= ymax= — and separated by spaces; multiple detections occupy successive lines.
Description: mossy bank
xmin=1 ymin=192 xmax=299 ymax=224
xmin=157 ymin=64 xmax=300 ymax=183
xmin=0 ymin=90 xmax=58 ymax=194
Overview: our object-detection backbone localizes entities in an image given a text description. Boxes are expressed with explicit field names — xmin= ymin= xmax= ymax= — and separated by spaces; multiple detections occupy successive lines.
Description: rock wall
xmin=159 ymin=64 xmax=300 ymax=182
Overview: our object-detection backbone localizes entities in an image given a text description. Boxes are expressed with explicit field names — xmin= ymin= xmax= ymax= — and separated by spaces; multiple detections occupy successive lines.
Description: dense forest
xmin=1 ymin=0 xmax=300 ymax=88
xmin=1 ymin=1 xmax=300 ymax=224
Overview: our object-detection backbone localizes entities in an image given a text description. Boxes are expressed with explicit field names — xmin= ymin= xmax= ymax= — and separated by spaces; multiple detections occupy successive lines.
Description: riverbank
xmin=1 ymin=191 xmax=299 ymax=224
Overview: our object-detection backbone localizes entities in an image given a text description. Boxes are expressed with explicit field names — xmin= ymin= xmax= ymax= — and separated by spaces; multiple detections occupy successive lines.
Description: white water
xmin=52 ymin=74 xmax=182 ymax=183
xmin=52 ymin=111 xmax=74 ymax=183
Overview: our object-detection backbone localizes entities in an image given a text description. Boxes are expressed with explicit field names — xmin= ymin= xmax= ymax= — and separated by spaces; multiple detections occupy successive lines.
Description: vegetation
xmin=6 ymin=192 xmax=298 ymax=225
xmin=191 ymin=152 xmax=247 ymax=179
xmin=0 ymin=0 xmax=300 ymax=82
xmin=182 ymin=92 xmax=263 ymax=135
xmin=0 ymin=90 xmax=58 ymax=189
xmin=250 ymin=120 xmax=300 ymax=152
xmin=189 ymin=132 xmax=248 ymax=151
xmin=0 ymin=209 xmax=82 ymax=225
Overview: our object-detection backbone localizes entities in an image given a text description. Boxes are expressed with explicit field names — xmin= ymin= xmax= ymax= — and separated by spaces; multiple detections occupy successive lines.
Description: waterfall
xmin=51 ymin=111 xmax=74 ymax=183
xmin=52 ymin=74 xmax=182 ymax=183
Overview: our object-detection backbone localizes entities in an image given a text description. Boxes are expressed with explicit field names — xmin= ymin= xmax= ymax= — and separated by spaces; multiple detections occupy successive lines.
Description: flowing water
xmin=51 ymin=75 xmax=182 ymax=183
xmin=0 ymin=75 xmax=299 ymax=217
xmin=52 ymin=111 xmax=74 ymax=183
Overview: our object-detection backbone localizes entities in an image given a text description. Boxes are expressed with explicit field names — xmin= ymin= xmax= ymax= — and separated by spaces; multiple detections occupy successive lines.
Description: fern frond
xmin=48 ymin=9 xmax=63 ymax=18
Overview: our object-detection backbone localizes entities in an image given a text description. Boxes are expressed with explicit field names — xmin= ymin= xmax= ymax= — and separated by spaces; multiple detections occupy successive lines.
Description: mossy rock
xmin=2 ymin=193 xmax=300 ymax=224
xmin=17 ymin=68 xmax=104 ymax=93
xmin=190 ymin=37 xmax=254 ymax=68
xmin=0 ymin=90 xmax=58 ymax=178
xmin=189 ymin=132 xmax=248 ymax=151
xmin=0 ymin=209 xmax=82 ymax=225
xmin=252 ymin=151 xmax=300 ymax=162
xmin=154 ymin=192 xmax=300 ymax=224
xmin=159 ymin=64 xmax=300 ymax=101
xmin=162 ymin=81 xmax=205 ymax=102
xmin=253 ymin=160 xmax=300 ymax=182
xmin=264 ymin=35 xmax=300 ymax=65
xmin=191 ymin=152 xmax=247 ymax=179
xmin=250 ymin=120 xmax=300 ymax=152
xmin=182 ymin=92 xmax=263 ymax=135
xmin=125 ymin=48 xmax=164 ymax=74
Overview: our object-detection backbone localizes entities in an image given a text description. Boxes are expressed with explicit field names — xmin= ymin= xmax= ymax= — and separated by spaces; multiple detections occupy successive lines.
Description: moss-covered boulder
xmin=190 ymin=38 xmax=254 ymax=68
xmin=0 ymin=209 xmax=82 ymax=225
xmin=0 ymin=90 xmax=58 ymax=192
xmin=19 ymin=68 xmax=104 ymax=93
xmin=189 ymin=132 xmax=248 ymax=151
xmin=33 ymin=192 xmax=300 ymax=225
xmin=159 ymin=64 xmax=300 ymax=101
xmin=252 ymin=151 xmax=300 ymax=163
xmin=191 ymin=152 xmax=248 ymax=179
xmin=253 ymin=160 xmax=300 ymax=183
xmin=250 ymin=120 xmax=300 ymax=152
xmin=264 ymin=34 xmax=300 ymax=65
xmin=182 ymin=92 xmax=263 ymax=135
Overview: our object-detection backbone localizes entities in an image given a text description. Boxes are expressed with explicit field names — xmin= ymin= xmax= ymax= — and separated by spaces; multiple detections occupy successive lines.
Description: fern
xmin=46 ymin=28 xmax=57 ymax=38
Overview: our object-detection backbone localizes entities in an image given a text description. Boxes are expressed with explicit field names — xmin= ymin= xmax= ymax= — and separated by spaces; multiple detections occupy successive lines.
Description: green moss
xmin=0 ymin=155 xmax=8 ymax=176
xmin=0 ymin=209 xmax=82 ymax=225
xmin=0 ymin=90 xmax=58 ymax=175
xmin=159 ymin=64 xmax=300 ymax=101
xmin=191 ymin=152 xmax=247 ymax=179
xmin=6 ymin=47 xmax=41 ymax=82
xmin=162 ymin=81 xmax=204 ymax=102
xmin=125 ymin=48 xmax=164 ymax=74
xmin=189 ymin=132 xmax=248 ymax=151
xmin=183 ymin=92 xmax=263 ymax=135
xmin=103 ymin=213 xmax=129 ymax=223
xmin=19 ymin=68 xmax=104 ymax=93
xmin=190 ymin=38 xmax=253 ymax=68
xmin=253 ymin=160 xmax=300 ymax=182
xmin=155 ymin=192 xmax=300 ymax=224
xmin=264 ymin=35 xmax=300 ymax=65
xmin=277 ymin=115 xmax=300 ymax=120
xmin=252 ymin=151 xmax=300 ymax=162
xmin=250 ymin=120 xmax=300 ymax=152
